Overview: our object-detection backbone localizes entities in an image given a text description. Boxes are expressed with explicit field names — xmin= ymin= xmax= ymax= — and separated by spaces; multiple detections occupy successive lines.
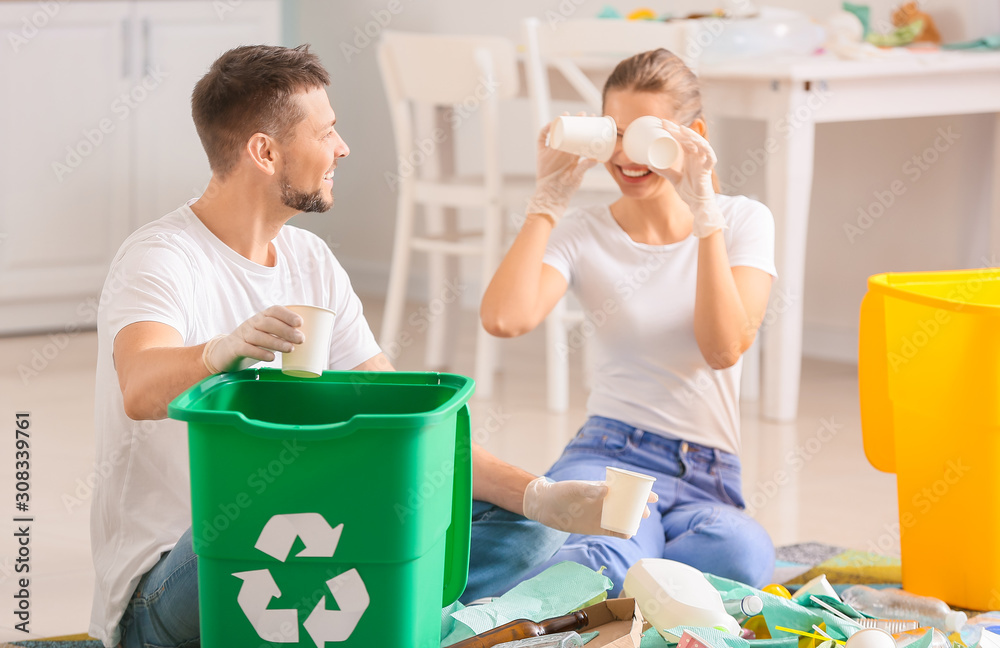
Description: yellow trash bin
xmin=859 ymin=267 xmax=1000 ymax=611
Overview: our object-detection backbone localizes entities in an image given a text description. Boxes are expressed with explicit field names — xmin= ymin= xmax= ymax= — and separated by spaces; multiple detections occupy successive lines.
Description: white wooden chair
xmin=521 ymin=17 xmax=714 ymax=412
xmin=376 ymin=31 xmax=534 ymax=398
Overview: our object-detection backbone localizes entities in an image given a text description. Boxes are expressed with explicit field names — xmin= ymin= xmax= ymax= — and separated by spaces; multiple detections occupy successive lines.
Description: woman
xmin=481 ymin=48 xmax=776 ymax=592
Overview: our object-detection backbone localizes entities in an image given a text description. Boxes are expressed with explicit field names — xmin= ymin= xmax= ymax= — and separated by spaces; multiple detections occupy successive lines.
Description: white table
xmin=696 ymin=50 xmax=1000 ymax=421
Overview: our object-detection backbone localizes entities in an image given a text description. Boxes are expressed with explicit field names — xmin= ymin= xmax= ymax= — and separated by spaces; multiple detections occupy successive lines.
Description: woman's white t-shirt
xmin=89 ymin=202 xmax=381 ymax=646
xmin=542 ymin=195 xmax=777 ymax=456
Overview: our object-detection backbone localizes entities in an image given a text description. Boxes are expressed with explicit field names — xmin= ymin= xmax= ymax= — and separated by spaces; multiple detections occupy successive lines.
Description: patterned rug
xmin=775 ymin=541 xmax=903 ymax=591
xmin=3 ymin=544 xmax=903 ymax=647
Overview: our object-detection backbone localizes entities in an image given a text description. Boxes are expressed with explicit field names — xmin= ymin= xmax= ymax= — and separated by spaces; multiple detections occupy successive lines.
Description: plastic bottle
xmin=841 ymin=586 xmax=968 ymax=633
xmin=448 ymin=612 xmax=589 ymax=648
xmin=724 ymin=595 xmax=764 ymax=623
xmin=960 ymin=613 xmax=1000 ymax=646
xmin=892 ymin=627 xmax=951 ymax=648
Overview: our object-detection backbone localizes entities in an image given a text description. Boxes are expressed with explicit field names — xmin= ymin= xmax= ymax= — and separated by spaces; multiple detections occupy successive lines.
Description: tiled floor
xmin=0 ymin=298 xmax=899 ymax=641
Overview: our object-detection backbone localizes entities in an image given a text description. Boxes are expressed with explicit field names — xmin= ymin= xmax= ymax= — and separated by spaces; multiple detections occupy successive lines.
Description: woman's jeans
xmin=117 ymin=508 xmax=566 ymax=647
xmin=529 ymin=416 xmax=775 ymax=595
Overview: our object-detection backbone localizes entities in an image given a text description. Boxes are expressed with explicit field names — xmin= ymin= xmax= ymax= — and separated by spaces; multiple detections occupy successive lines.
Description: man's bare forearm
xmin=470 ymin=442 xmax=535 ymax=515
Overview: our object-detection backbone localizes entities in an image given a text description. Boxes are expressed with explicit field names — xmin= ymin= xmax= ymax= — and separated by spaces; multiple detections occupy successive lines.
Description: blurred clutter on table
xmin=587 ymin=2 xmax=1000 ymax=61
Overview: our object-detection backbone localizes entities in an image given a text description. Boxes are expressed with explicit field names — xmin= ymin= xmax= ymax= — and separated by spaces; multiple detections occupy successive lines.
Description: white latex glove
xmin=522 ymin=477 xmax=658 ymax=539
xmin=524 ymin=119 xmax=598 ymax=225
xmin=202 ymin=305 xmax=305 ymax=374
xmin=659 ymin=120 xmax=727 ymax=238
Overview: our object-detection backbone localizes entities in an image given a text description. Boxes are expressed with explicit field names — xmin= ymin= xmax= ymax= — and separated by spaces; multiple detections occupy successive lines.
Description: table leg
xmin=992 ymin=112 xmax=1000 ymax=265
xmin=761 ymin=102 xmax=816 ymax=422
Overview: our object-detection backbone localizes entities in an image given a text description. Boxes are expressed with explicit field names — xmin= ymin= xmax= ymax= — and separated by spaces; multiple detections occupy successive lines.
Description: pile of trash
xmin=441 ymin=559 xmax=1000 ymax=648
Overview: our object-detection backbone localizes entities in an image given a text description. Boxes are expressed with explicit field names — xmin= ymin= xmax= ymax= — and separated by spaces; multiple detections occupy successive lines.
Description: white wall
xmin=291 ymin=0 xmax=999 ymax=362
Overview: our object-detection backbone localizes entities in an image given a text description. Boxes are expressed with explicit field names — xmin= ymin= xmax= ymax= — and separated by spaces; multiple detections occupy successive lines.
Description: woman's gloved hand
xmin=525 ymin=119 xmax=598 ymax=225
xmin=522 ymin=476 xmax=658 ymax=539
xmin=659 ymin=120 xmax=727 ymax=238
xmin=202 ymin=305 xmax=305 ymax=374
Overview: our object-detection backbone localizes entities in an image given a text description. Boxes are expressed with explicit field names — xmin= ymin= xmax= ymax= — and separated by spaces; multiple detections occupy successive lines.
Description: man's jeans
xmin=524 ymin=416 xmax=775 ymax=595
xmin=118 ymin=527 xmax=200 ymax=648
xmin=117 ymin=507 xmax=566 ymax=646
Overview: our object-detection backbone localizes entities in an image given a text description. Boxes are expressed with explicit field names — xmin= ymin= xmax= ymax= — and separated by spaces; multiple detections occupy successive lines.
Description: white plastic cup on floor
xmin=549 ymin=115 xmax=617 ymax=162
xmin=623 ymin=115 xmax=680 ymax=170
xmin=601 ymin=466 xmax=656 ymax=536
xmin=281 ymin=305 xmax=336 ymax=378
xmin=845 ymin=629 xmax=897 ymax=648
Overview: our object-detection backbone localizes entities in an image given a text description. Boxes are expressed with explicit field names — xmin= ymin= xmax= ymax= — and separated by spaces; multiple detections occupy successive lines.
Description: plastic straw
xmin=774 ymin=626 xmax=847 ymax=645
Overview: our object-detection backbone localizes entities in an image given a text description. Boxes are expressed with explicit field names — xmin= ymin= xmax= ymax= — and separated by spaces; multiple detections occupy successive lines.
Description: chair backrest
xmin=522 ymin=17 xmax=699 ymax=132
xmin=378 ymin=30 xmax=519 ymax=105
xmin=377 ymin=30 xmax=517 ymax=191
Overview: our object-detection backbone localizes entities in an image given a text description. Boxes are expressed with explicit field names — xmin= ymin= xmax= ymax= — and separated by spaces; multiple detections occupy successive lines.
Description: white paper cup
xmin=623 ymin=115 xmax=680 ymax=170
xmin=845 ymin=629 xmax=897 ymax=648
xmin=281 ymin=305 xmax=335 ymax=378
xmin=794 ymin=573 xmax=838 ymax=600
xmin=601 ymin=466 xmax=656 ymax=536
xmin=549 ymin=115 xmax=617 ymax=162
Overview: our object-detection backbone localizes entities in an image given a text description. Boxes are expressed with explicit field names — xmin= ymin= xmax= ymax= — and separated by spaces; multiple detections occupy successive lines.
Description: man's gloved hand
xmin=522 ymin=476 xmax=658 ymax=539
xmin=525 ymin=119 xmax=598 ymax=225
xmin=658 ymin=120 xmax=727 ymax=238
xmin=202 ymin=305 xmax=305 ymax=374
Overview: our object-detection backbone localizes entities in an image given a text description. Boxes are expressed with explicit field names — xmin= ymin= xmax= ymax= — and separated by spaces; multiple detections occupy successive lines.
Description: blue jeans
xmin=118 ymin=527 xmax=200 ymax=648
xmin=462 ymin=501 xmax=569 ymax=603
xmin=117 ymin=510 xmax=565 ymax=646
xmin=528 ymin=416 xmax=775 ymax=595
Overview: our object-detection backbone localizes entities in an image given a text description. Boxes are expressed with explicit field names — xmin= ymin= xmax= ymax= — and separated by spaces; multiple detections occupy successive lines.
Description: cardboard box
xmin=576 ymin=598 xmax=645 ymax=648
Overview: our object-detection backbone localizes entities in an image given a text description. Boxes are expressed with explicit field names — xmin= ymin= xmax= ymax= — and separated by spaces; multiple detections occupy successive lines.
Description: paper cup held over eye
xmin=623 ymin=115 xmax=680 ymax=170
xmin=601 ymin=466 xmax=656 ymax=536
xmin=281 ymin=305 xmax=336 ymax=378
xmin=549 ymin=115 xmax=617 ymax=162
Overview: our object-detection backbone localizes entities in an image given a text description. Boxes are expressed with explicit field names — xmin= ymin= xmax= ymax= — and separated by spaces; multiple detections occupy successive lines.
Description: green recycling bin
xmin=168 ymin=369 xmax=473 ymax=648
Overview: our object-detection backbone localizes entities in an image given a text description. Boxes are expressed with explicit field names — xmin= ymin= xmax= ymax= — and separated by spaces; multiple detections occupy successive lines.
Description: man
xmin=90 ymin=45 xmax=650 ymax=648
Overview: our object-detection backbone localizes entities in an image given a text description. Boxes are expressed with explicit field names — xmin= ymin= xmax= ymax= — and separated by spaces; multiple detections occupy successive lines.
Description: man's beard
xmin=279 ymin=175 xmax=332 ymax=213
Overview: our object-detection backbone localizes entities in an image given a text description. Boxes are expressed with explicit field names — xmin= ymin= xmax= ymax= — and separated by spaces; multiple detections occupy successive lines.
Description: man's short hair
xmin=191 ymin=44 xmax=331 ymax=177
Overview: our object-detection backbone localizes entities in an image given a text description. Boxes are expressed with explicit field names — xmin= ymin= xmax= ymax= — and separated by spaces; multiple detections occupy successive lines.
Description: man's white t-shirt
xmin=89 ymin=201 xmax=382 ymax=647
xmin=542 ymin=195 xmax=777 ymax=456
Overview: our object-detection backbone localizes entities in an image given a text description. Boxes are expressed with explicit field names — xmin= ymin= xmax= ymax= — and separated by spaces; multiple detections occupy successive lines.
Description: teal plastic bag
xmin=704 ymin=574 xmax=863 ymax=642
xmin=641 ymin=625 xmax=800 ymax=648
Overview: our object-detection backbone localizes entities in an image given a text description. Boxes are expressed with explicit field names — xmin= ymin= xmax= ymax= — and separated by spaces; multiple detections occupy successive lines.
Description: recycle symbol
xmin=233 ymin=513 xmax=370 ymax=645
